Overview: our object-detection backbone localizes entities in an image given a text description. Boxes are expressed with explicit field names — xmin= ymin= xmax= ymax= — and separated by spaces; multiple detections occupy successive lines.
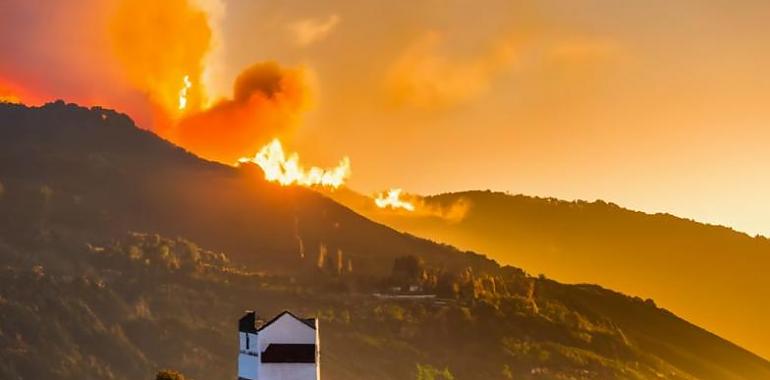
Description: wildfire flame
xmin=178 ymin=75 xmax=192 ymax=110
xmin=0 ymin=94 xmax=21 ymax=104
xmin=239 ymin=139 xmax=351 ymax=189
xmin=240 ymin=140 xmax=427 ymax=215
xmin=374 ymin=188 xmax=415 ymax=211
xmin=0 ymin=79 xmax=32 ymax=105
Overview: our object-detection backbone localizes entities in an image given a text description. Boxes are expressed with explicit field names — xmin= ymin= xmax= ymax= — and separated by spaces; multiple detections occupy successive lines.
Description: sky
xmin=2 ymin=0 xmax=770 ymax=236
xmin=220 ymin=0 xmax=770 ymax=237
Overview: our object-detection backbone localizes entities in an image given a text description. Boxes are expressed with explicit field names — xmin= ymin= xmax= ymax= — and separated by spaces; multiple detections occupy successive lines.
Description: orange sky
xmin=2 ymin=0 xmax=770 ymax=237
xmin=217 ymin=0 xmax=770 ymax=238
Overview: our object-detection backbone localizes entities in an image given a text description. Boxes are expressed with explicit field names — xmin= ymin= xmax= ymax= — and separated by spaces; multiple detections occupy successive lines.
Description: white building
xmin=238 ymin=310 xmax=320 ymax=380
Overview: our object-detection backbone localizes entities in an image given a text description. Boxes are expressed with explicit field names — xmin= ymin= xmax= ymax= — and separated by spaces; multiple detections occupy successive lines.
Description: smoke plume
xmin=175 ymin=62 xmax=310 ymax=164
xmin=0 ymin=0 xmax=308 ymax=165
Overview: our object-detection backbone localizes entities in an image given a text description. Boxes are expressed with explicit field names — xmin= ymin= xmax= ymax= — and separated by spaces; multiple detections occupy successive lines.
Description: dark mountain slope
xmin=0 ymin=101 xmax=495 ymax=275
xmin=0 ymin=101 xmax=768 ymax=379
xmin=329 ymin=189 xmax=770 ymax=359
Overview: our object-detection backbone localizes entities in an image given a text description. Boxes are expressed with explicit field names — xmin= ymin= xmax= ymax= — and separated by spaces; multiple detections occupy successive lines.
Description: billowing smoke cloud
xmin=109 ymin=0 xmax=309 ymax=163
xmin=174 ymin=62 xmax=310 ymax=164
xmin=0 ymin=0 xmax=308 ymax=165
xmin=109 ymin=0 xmax=212 ymax=120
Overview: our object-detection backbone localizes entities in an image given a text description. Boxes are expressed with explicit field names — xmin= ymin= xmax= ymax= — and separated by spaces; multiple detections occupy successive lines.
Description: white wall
xmin=240 ymin=331 xmax=260 ymax=353
xmin=258 ymin=314 xmax=318 ymax=380
xmin=258 ymin=314 xmax=316 ymax=352
xmin=261 ymin=364 xmax=317 ymax=380
xmin=238 ymin=331 xmax=260 ymax=380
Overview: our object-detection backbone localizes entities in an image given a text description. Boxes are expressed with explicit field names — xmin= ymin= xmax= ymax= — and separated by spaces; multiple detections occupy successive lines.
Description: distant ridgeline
xmin=0 ymin=101 xmax=768 ymax=379
xmin=327 ymin=174 xmax=770 ymax=360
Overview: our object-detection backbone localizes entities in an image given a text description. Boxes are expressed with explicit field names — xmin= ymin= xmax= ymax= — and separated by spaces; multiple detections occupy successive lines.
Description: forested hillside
xmin=0 ymin=101 xmax=768 ymax=379
xmin=329 ymin=187 xmax=770 ymax=359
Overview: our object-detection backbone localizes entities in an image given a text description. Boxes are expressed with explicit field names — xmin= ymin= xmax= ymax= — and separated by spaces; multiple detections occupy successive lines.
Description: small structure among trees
xmin=238 ymin=310 xmax=320 ymax=380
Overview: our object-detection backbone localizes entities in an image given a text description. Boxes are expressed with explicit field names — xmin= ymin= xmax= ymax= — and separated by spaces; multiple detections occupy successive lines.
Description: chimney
xmin=238 ymin=310 xmax=258 ymax=333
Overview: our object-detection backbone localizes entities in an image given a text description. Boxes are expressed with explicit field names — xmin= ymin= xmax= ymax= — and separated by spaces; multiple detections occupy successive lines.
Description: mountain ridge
xmin=0 ymin=100 xmax=768 ymax=379
xmin=327 ymin=188 xmax=770 ymax=359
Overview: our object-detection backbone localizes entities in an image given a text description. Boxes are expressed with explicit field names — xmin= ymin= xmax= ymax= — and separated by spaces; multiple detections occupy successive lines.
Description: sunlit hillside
xmin=328 ymin=188 xmax=770 ymax=360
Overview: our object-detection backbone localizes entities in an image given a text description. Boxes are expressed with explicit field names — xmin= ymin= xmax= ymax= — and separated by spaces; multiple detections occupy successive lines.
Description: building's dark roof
xmin=257 ymin=310 xmax=316 ymax=331
xmin=261 ymin=344 xmax=316 ymax=363
xmin=239 ymin=311 xmax=257 ymax=333
xmin=239 ymin=310 xmax=316 ymax=333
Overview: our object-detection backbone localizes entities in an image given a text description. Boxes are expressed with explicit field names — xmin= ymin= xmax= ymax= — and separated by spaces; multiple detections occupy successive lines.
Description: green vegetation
xmin=0 ymin=231 xmax=703 ymax=379
xmin=0 ymin=102 xmax=768 ymax=379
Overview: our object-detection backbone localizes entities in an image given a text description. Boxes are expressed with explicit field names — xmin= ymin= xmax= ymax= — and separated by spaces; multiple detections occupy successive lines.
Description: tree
xmin=391 ymin=255 xmax=424 ymax=285
xmin=416 ymin=363 xmax=454 ymax=380
xmin=317 ymin=243 xmax=328 ymax=269
xmin=435 ymin=271 xmax=460 ymax=298
xmin=501 ymin=364 xmax=514 ymax=379
xmin=156 ymin=369 xmax=186 ymax=380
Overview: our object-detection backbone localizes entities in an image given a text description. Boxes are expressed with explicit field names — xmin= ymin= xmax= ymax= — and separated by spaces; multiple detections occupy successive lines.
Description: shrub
xmin=156 ymin=369 xmax=186 ymax=380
